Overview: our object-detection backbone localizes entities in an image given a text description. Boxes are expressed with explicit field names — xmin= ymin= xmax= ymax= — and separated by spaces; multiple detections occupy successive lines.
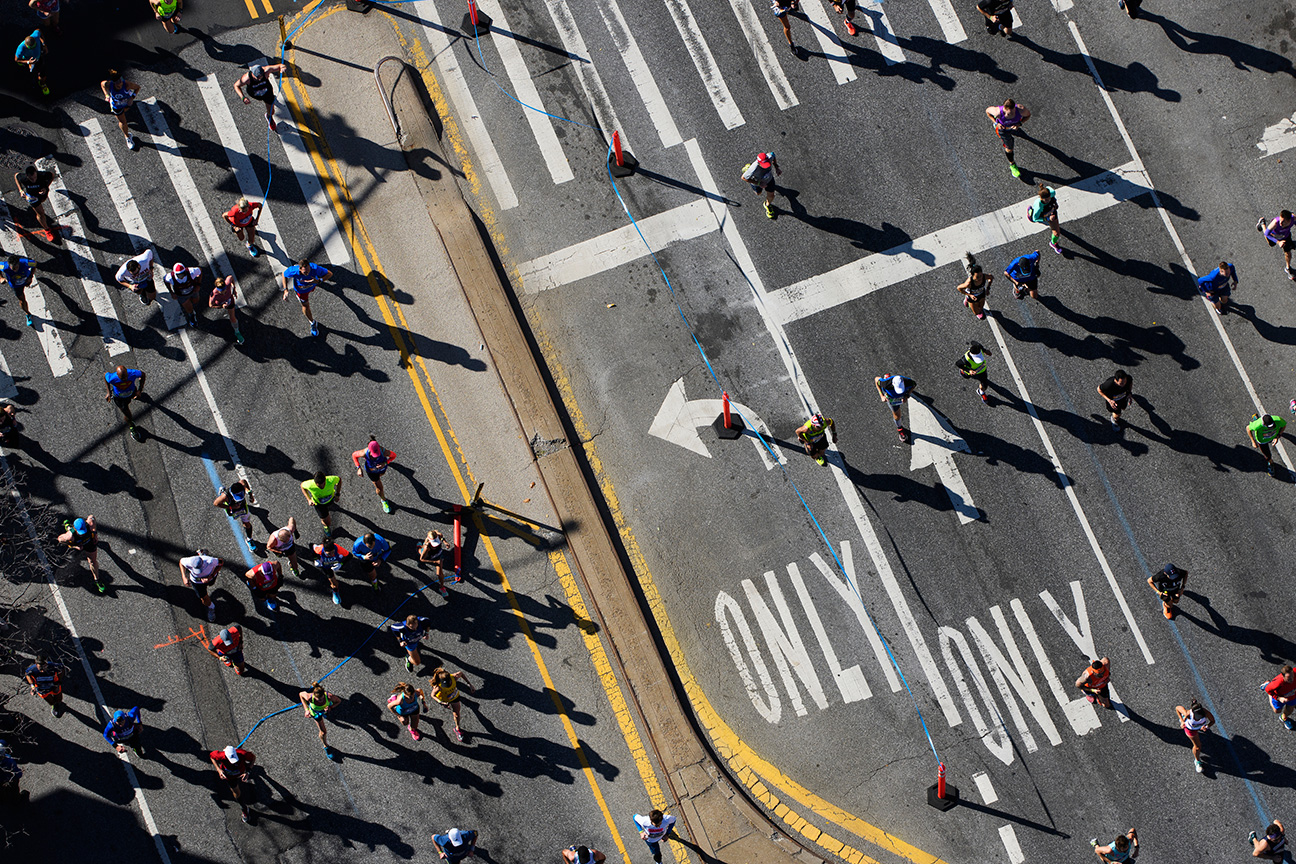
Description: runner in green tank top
xmin=300 ymin=471 xmax=342 ymax=535
xmin=1248 ymin=413 xmax=1287 ymax=476
xmin=150 ymin=0 xmax=182 ymax=34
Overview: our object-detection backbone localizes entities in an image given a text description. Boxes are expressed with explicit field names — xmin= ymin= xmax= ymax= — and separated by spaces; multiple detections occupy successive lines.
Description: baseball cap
xmin=219 ymin=628 xmax=232 ymax=642
xmin=113 ymin=709 xmax=126 ymax=722
xmin=224 ymin=745 xmax=240 ymax=763
xmin=756 ymin=152 xmax=772 ymax=168
xmin=1162 ymin=563 xmax=1176 ymax=575
xmin=250 ymin=64 xmax=264 ymax=78
xmin=173 ymin=263 xmax=186 ymax=275
xmin=448 ymin=829 xmax=463 ymax=845
xmin=72 ymin=518 xmax=87 ymax=532
xmin=890 ymin=375 xmax=907 ymax=394
xmin=367 ymin=441 xmax=382 ymax=457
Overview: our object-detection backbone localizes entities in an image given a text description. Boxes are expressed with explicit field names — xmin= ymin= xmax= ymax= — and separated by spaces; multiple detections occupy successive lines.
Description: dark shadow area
xmin=955 ymin=800 xmax=1071 ymax=837
xmin=779 ymin=187 xmax=915 ymax=253
xmin=1178 ymin=590 xmax=1296 ymax=665
xmin=1144 ymin=11 xmax=1296 ymax=77
xmin=629 ymin=165 xmax=737 ymax=206
xmin=1126 ymin=394 xmax=1260 ymax=474
xmin=1014 ymin=34 xmax=1181 ymax=102
xmin=1229 ymin=302 xmax=1296 ymax=348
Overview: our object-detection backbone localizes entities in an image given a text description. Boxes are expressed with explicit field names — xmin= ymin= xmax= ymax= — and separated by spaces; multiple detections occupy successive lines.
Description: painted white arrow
xmin=1258 ymin=110 xmax=1296 ymax=157
xmin=649 ymin=378 xmax=786 ymax=470
xmin=908 ymin=397 xmax=979 ymax=524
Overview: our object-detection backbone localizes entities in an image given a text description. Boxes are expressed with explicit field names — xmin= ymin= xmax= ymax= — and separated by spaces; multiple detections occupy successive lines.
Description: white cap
xmin=447 ymin=829 xmax=463 ymax=844
xmin=224 ymin=745 xmax=240 ymax=763
xmin=890 ymin=375 xmax=906 ymax=394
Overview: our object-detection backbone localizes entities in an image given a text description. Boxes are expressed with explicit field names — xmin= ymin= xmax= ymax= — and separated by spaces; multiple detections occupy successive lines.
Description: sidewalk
xmin=281 ymin=9 xmax=818 ymax=864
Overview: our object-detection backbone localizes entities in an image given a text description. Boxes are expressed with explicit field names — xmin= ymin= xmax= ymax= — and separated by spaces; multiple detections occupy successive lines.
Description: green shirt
xmin=1249 ymin=415 xmax=1287 ymax=444
xmin=301 ymin=476 xmax=340 ymax=504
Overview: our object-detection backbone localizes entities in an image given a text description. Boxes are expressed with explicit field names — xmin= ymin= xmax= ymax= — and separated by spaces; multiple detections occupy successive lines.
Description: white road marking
xmin=787 ymin=561 xmax=871 ymax=702
xmin=716 ymin=590 xmax=783 ymax=723
xmin=40 ymin=159 xmax=130 ymax=356
xmin=999 ymin=825 xmax=1025 ymax=864
xmin=766 ymin=161 xmax=1145 ymax=325
xmin=594 ymin=0 xmax=684 ymax=148
xmin=856 ymin=0 xmax=906 ymax=65
xmin=972 ymin=772 xmax=997 ymax=804
xmin=966 ymin=609 xmax=1061 ymax=752
xmin=811 ymin=545 xmax=902 ymax=692
xmin=415 ymin=0 xmax=519 ymax=209
xmin=663 ymin=0 xmax=746 ymax=129
xmin=0 ymin=350 xmax=18 ymax=399
xmin=940 ymin=625 xmax=1013 ymax=763
xmin=907 ymin=397 xmax=977 ymax=524
xmin=727 ymin=0 xmax=798 ymax=110
xmin=1049 ymin=0 xmax=1073 ymax=12
xmin=927 ymin=0 xmax=967 ymax=44
xmin=542 ymin=0 xmax=629 ymax=149
xmin=1257 ymin=110 xmax=1296 ymax=157
xmin=743 ymin=572 xmax=829 ymax=715
xmin=648 ymin=376 xmax=784 ymax=469
xmin=1040 ymin=583 xmax=1128 ymax=722
xmin=1010 ymin=597 xmax=1101 ymax=737
xmin=521 ymin=199 xmax=715 ymax=292
xmin=800 ymin=0 xmax=859 ymax=84
xmin=474 ymin=0 xmax=576 ymax=184
xmin=0 ymin=201 xmax=71 ymax=378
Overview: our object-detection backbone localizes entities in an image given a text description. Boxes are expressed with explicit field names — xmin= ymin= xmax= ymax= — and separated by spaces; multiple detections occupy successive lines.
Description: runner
xmin=391 ymin=614 xmax=431 ymax=672
xmin=14 ymin=31 xmax=49 ymax=97
xmin=103 ymin=707 xmax=144 ymax=757
xmin=208 ymin=625 xmax=247 ymax=675
xmin=351 ymin=532 xmax=391 ymax=591
xmin=0 ymin=741 xmax=26 ymax=805
xmin=634 ymin=810 xmax=677 ymax=864
xmin=831 ymin=0 xmax=857 ymax=36
xmin=115 ymin=248 xmax=157 ymax=306
xmin=352 ymin=437 xmax=397 ymax=513
xmin=387 ymin=682 xmax=428 ymax=741
xmin=433 ymin=828 xmax=479 ymax=863
xmin=24 ymin=654 xmax=66 ymax=717
xmin=58 ymin=515 xmax=104 ymax=593
xmin=1075 ymin=657 xmax=1113 ymax=709
xmin=179 ymin=548 xmax=226 ymax=622
xmin=795 ymin=413 xmax=837 ymax=466
xmin=299 ymin=683 xmax=341 ymax=758
xmin=265 ymin=517 xmax=301 ymax=576
xmin=1247 ymin=412 xmax=1287 ymax=476
xmin=955 ymin=341 xmax=993 ymax=404
xmin=977 ymin=0 xmax=1014 ymax=36
xmin=209 ymin=745 xmax=255 ymax=823
xmin=30 ymin=0 xmax=61 ymax=34
xmin=1090 ymin=829 xmax=1137 ymax=863
xmin=164 ymin=260 xmax=202 ymax=327
xmin=281 ymin=257 xmax=332 ymax=337
xmin=223 ymin=196 xmax=263 ymax=257
xmin=428 ymin=666 xmax=476 ymax=741
xmin=1142 ymin=562 xmax=1186 ymax=620
xmin=769 ymin=0 xmax=800 ymax=54
xmin=957 ymin=257 xmax=993 ymax=319
xmin=740 ymin=152 xmax=781 ymax=219
xmin=1257 ymin=210 xmax=1296 ymax=280
xmin=418 ymin=529 xmax=456 ymax=597
xmin=1264 ymin=665 xmax=1296 ymax=730
xmin=0 ymin=254 xmax=36 ymax=326
xmin=1096 ymin=369 xmax=1133 ymax=430
xmin=1028 ymin=184 xmax=1063 ymax=254
xmin=562 ymin=846 xmax=607 ymax=864
xmin=150 ymin=0 xmax=182 ymax=34
xmin=213 ymin=479 xmax=257 ymax=550
xmin=234 ymin=64 xmax=287 ymax=132
xmin=1250 ymin=820 xmax=1287 ymax=861
xmin=208 ymin=275 xmax=243 ymax=344
xmin=104 ymin=364 xmax=147 ymax=442
xmin=13 ymin=164 xmax=60 ymax=242
xmin=301 ymin=470 xmax=342 ymax=535
xmin=875 ymin=373 xmax=916 ymax=442
xmin=312 ymin=536 xmax=348 ymax=605
xmin=0 ymin=402 xmax=20 ymax=448
xmin=1004 ymin=249 xmax=1041 ymax=300
xmin=100 ymin=71 xmax=140 ymax=151
xmin=1196 ymin=261 xmax=1237 ymax=314
xmin=1173 ymin=698 xmax=1214 ymax=773
xmin=985 ymin=99 xmax=1030 ymax=178
xmin=243 ymin=561 xmax=283 ymax=613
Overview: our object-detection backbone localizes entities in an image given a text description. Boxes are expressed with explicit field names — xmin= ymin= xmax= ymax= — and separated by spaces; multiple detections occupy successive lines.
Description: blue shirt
xmin=0 ymin=257 xmax=34 ymax=287
xmin=103 ymin=707 xmax=141 ymax=744
xmin=391 ymin=617 xmax=429 ymax=646
xmin=106 ymin=369 xmax=144 ymax=397
xmin=434 ymin=831 xmax=477 ymax=863
xmin=352 ymin=534 xmax=391 ymax=560
xmin=1005 ymin=251 xmax=1040 ymax=282
xmin=284 ymin=263 xmax=328 ymax=293
xmin=1197 ymin=264 xmax=1236 ymax=293
xmin=15 ymin=32 xmax=42 ymax=63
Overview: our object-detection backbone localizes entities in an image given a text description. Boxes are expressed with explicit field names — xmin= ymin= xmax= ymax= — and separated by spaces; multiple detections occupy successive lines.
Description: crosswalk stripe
xmin=40 ymin=159 xmax=131 ymax=357
xmin=414 ymin=0 xmax=520 ymax=210
xmin=79 ymin=119 xmax=188 ymax=331
xmin=800 ymin=0 xmax=859 ymax=83
xmin=594 ymin=0 xmax=685 ymax=148
xmin=0 ymin=201 xmax=72 ymax=378
xmin=854 ymin=0 xmax=907 ymax=65
xmin=663 ymin=0 xmax=746 ymax=129
xmin=926 ymin=0 xmax=967 ymax=43
xmin=475 ymin=0 xmax=576 ymax=184
xmin=541 ymin=0 xmax=630 ymax=149
xmin=727 ymin=0 xmax=798 ymax=111
xmin=0 ymin=350 xmax=19 ymax=400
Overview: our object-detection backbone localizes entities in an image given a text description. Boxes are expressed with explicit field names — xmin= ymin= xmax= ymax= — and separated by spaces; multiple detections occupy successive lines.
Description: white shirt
xmin=115 ymin=249 xmax=154 ymax=285
xmin=181 ymin=555 xmax=221 ymax=583
xmin=633 ymin=814 xmax=676 ymax=842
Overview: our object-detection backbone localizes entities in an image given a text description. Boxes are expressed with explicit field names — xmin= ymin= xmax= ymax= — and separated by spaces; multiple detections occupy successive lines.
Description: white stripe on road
xmin=40 ymin=159 xmax=130 ymax=357
xmin=1049 ymin=0 xmax=1073 ymax=12
xmin=767 ymin=160 xmax=1145 ymax=325
xmin=520 ymin=199 xmax=716 ymax=293
xmin=727 ymin=0 xmax=798 ymax=110
xmin=800 ymin=0 xmax=858 ymax=84
xmin=998 ymin=826 xmax=1025 ymax=864
xmin=475 ymin=0 xmax=576 ymax=184
xmin=594 ymin=0 xmax=685 ymax=148
xmin=0 ymin=201 xmax=71 ymax=378
xmin=856 ymin=0 xmax=907 ymax=65
xmin=542 ymin=0 xmax=630 ymax=149
xmin=927 ymin=0 xmax=967 ymax=44
xmin=664 ymin=0 xmax=746 ymax=129
xmin=972 ymin=772 xmax=998 ymax=804
xmin=1257 ymin=109 xmax=1296 ymax=157
xmin=0 ymin=352 xmax=18 ymax=400
xmin=415 ymin=0 xmax=520 ymax=209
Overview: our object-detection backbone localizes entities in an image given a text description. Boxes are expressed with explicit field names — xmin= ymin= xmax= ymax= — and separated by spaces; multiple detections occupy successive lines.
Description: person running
xmin=429 ymin=666 xmax=475 ymax=742
xmin=1090 ymin=829 xmax=1137 ymax=863
xmin=30 ymin=0 xmax=61 ymax=34
xmin=1004 ymin=249 xmax=1041 ymax=300
xmin=352 ymin=437 xmax=397 ymax=513
xmin=150 ymin=0 xmax=182 ymax=34
xmin=562 ymin=846 xmax=607 ymax=864
xmin=14 ymin=31 xmax=49 ymax=97
xmin=265 ymin=518 xmax=301 ymax=577
xmin=13 ymin=164 xmax=60 ymax=242
xmin=164 ymin=261 xmax=202 ymax=328
xmin=875 ymin=373 xmax=915 ymax=442
xmin=281 ymin=258 xmax=331 ymax=337
xmin=179 ymin=549 xmax=226 ymax=622
xmin=208 ymin=625 xmax=247 ymax=675
xmin=299 ymin=683 xmax=341 ymax=757
xmin=313 ymin=536 xmax=348 ymax=605
xmin=741 ymin=152 xmax=781 ymax=219
xmin=208 ymin=275 xmax=243 ymax=344
xmin=1257 ymin=210 xmax=1296 ymax=280
xmin=301 ymin=470 xmax=342 ymax=535
xmin=1264 ymin=665 xmax=1296 ymax=730
xmin=831 ymin=0 xmax=857 ymax=36
xmin=419 ymin=529 xmax=455 ymax=597
xmin=351 ymin=532 xmax=391 ymax=591
xmin=434 ymin=828 xmax=479 ymax=863
xmin=243 ymin=561 xmax=283 ymax=613
xmin=1174 ymin=698 xmax=1214 ymax=773
xmin=100 ymin=71 xmax=140 ymax=151
xmin=58 ymin=515 xmax=104 ymax=593
xmin=796 ymin=413 xmax=837 ymax=466
xmin=213 ymin=479 xmax=257 ymax=551
xmin=1250 ymin=820 xmax=1287 ymax=861
xmin=1147 ymin=563 xmax=1187 ymax=620
xmin=234 ymin=64 xmax=287 ymax=132
xmin=0 ymin=741 xmax=26 ymax=805
xmin=24 ymin=654 xmax=66 ymax=717
xmin=104 ymin=364 xmax=146 ymax=442
xmin=1 ymin=254 xmax=36 ymax=326
xmin=977 ymin=0 xmax=1014 ymax=36
xmin=1028 ymin=184 xmax=1063 ymax=254
xmin=1196 ymin=261 xmax=1237 ymax=314
xmin=0 ymin=402 xmax=20 ymax=448
xmin=957 ymin=259 xmax=992 ymax=320
xmin=223 ymin=197 xmax=263 ymax=257
xmin=115 ymin=248 xmax=157 ymax=306
xmin=769 ymin=0 xmax=800 ymax=54
xmin=209 ymin=745 xmax=255 ymax=823
xmin=634 ymin=810 xmax=677 ymax=863
xmin=387 ymin=682 xmax=428 ymax=741
xmin=103 ymin=707 xmax=144 ymax=757
xmin=1247 ymin=412 xmax=1287 ymax=476
xmin=1076 ymin=657 xmax=1112 ymax=709
xmin=391 ymin=614 xmax=431 ymax=672
xmin=985 ymin=99 xmax=1030 ymax=178
xmin=1097 ymin=369 xmax=1133 ymax=430
xmin=956 ymin=341 xmax=993 ymax=404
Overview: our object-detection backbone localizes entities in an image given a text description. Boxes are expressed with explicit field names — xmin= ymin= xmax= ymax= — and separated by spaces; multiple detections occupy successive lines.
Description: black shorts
xmin=365 ymin=468 xmax=387 ymax=482
xmin=1013 ymin=278 xmax=1038 ymax=296
xmin=23 ymin=193 xmax=48 ymax=210
xmin=833 ymin=0 xmax=857 ymax=13
xmin=111 ymin=395 xmax=135 ymax=414
xmin=190 ymin=579 xmax=214 ymax=599
xmin=312 ymin=500 xmax=333 ymax=519
xmin=9 ymin=279 xmax=31 ymax=297
xmin=1108 ymin=396 xmax=1129 ymax=415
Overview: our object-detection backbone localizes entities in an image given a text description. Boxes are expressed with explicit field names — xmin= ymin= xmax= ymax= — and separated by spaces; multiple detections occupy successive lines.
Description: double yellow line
xmin=243 ymin=0 xmax=274 ymax=20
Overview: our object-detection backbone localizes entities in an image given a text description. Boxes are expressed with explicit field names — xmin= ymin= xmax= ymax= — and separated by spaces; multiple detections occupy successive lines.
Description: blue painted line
xmin=201 ymin=455 xmax=258 ymax=569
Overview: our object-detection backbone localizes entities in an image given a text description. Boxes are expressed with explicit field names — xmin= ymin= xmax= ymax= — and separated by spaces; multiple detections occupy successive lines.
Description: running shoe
xmin=247 ymin=243 xmax=259 ymax=257
xmin=454 ymin=727 xmax=463 ymax=741
xmin=39 ymin=83 xmax=49 ymax=96
xmin=437 ymin=584 xmax=449 ymax=598
xmin=310 ymin=320 xmax=320 ymax=337
xmin=133 ymin=746 xmax=145 ymax=758
xmin=241 ymin=809 xmax=250 ymax=824
xmin=1194 ymin=759 xmax=1203 ymax=773
xmin=1164 ymin=605 xmax=1173 ymax=619
xmin=24 ymin=314 xmax=32 ymax=327
xmin=245 ymin=537 xmax=256 ymax=552
xmin=129 ymin=424 xmax=142 ymax=442
xmin=266 ymin=600 xmax=278 ymax=611
xmin=404 ymin=658 xmax=414 ymax=672
xmin=1009 ymin=164 xmax=1021 ymax=178
xmin=331 ymin=590 xmax=341 ymax=605
xmin=126 ymin=136 xmax=138 ymax=151
xmin=1251 ymin=832 xmax=1260 ymax=843
xmin=1111 ymin=419 xmax=1120 ymax=430
xmin=1050 ymin=241 xmax=1062 ymax=254
xmin=898 ymin=427 xmax=908 ymax=442
xmin=845 ymin=20 xmax=857 ymax=36
xmin=979 ymin=391 xmax=989 ymax=404
xmin=207 ymin=605 xmax=217 ymax=623
xmin=1257 ymin=218 xmax=1267 ymax=233
xmin=41 ymin=230 xmax=57 ymax=242
xmin=764 ymin=201 xmax=776 ymax=219
xmin=139 ymin=292 xmax=149 ymax=305
xmin=381 ymin=499 xmax=393 ymax=514
xmin=976 ymin=311 xmax=986 ymax=320
xmin=410 ymin=727 xmax=421 ymax=741
xmin=95 ymin=579 xmax=106 ymax=594
xmin=1270 ymin=463 xmax=1278 ymax=478
xmin=235 ymin=329 xmax=245 ymax=345
xmin=814 ymin=455 xmax=826 ymax=466
xmin=1283 ymin=716 xmax=1293 ymax=730
xmin=267 ymin=115 xmax=278 ymax=133
xmin=371 ymin=580 xmax=379 ymax=592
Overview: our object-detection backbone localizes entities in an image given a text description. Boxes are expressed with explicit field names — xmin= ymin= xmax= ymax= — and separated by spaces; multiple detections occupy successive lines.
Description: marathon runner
xmin=281 ymin=257 xmax=332 ymax=337
xmin=24 ymin=654 xmax=66 ymax=717
xmin=0 ymin=402 xmax=20 ymax=448
xmin=352 ymin=437 xmax=397 ymax=513
xmin=13 ymin=164 xmax=62 ymax=242
xmin=428 ymin=666 xmax=475 ymax=742
xmin=1173 ymin=698 xmax=1213 ymax=773
xmin=955 ymin=341 xmax=992 ymax=404
xmin=265 ymin=518 xmax=301 ymax=576
xmin=391 ymin=614 xmax=431 ymax=672
xmin=234 ymin=64 xmax=287 ymax=132
xmin=150 ymin=0 xmax=182 ymax=34
xmin=312 ymin=536 xmax=348 ymax=605
xmin=985 ymin=99 xmax=1030 ymax=179
xmin=1004 ymin=249 xmax=1041 ymax=300
xmin=875 ymin=373 xmax=916 ymax=442
xmin=351 ymin=532 xmax=391 ymax=591
xmin=1075 ymin=657 xmax=1113 ymax=709
xmin=435 ymin=828 xmax=479 ymax=862
xmin=179 ymin=548 xmax=226 ymax=622
xmin=301 ymin=470 xmax=342 ymax=535
xmin=243 ymin=561 xmax=282 ymax=613
xmin=163 ymin=261 xmax=202 ymax=328
xmin=1147 ymin=563 xmax=1187 ymax=620
xmin=104 ymin=364 xmax=146 ymax=442
xmin=100 ymin=70 xmax=140 ymax=151
xmin=299 ymin=683 xmax=341 ymax=758
xmin=223 ymin=196 xmax=263 ymax=257
xmin=387 ymin=682 xmax=428 ymax=741
xmin=1247 ymin=412 xmax=1287 ymax=476
xmin=208 ymin=275 xmax=243 ymax=344
xmin=1264 ymin=665 xmax=1296 ymax=730
xmin=213 ymin=479 xmax=257 ymax=551
xmin=58 ymin=515 xmax=104 ymax=593
xmin=0 ymin=253 xmax=36 ymax=326
xmin=419 ymin=529 xmax=455 ymax=597
xmin=1257 ymin=210 xmax=1296 ymax=280
xmin=115 ymin=248 xmax=157 ymax=306
xmin=209 ymin=745 xmax=255 ymax=823
xmin=14 ymin=31 xmax=49 ymax=97
xmin=208 ymin=625 xmax=247 ymax=675
xmin=1195 ymin=261 xmax=1237 ymax=315
xmin=795 ymin=413 xmax=836 ymax=466
xmin=30 ymin=0 xmax=61 ymax=34
xmin=957 ymin=255 xmax=992 ymax=319
xmin=103 ymin=707 xmax=144 ymax=757
xmin=1028 ymin=184 xmax=1063 ymax=254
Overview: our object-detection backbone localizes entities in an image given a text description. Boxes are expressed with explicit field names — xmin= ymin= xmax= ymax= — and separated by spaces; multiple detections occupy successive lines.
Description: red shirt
xmin=225 ymin=203 xmax=260 ymax=227
xmin=210 ymin=748 xmax=255 ymax=777
xmin=210 ymin=628 xmax=242 ymax=655
xmin=1266 ymin=674 xmax=1296 ymax=701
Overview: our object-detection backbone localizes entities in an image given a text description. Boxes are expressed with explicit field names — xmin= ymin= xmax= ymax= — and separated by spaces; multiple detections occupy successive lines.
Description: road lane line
xmin=972 ymin=772 xmax=997 ymax=804
xmin=40 ymin=159 xmax=130 ymax=356
xmin=414 ymin=0 xmax=520 ymax=209
xmin=663 ymin=0 xmax=746 ymax=129
xmin=541 ymin=0 xmax=630 ymax=148
xmin=594 ymin=0 xmax=684 ymax=148
xmin=520 ymin=199 xmax=716 ymax=293
xmin=727 ymin=0 xmax=798 ymax=110
xmin=927 ymin=0 xmax=967 ymax=44
xmin=800 ymin=0 xmax=858 ymax=84
xmin=1257 ymin=109 xmax=1296 ymax=157
xmin=0 ymin=201 xmax=71 ymax=378
xmin=998 ymin=826 xmax=1024 ymax=864
xmin=856 ymin=0 xmax=907 ymax=65
xmin=474 ymin=0 xmax=575 ymax=184
xmin=766 ymin=161 xmax=1144 ymax=325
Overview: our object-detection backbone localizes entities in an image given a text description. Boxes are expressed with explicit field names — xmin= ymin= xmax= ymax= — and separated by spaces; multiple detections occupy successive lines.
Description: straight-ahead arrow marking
xmin=908 ymin=397 xmax=978 ymax=524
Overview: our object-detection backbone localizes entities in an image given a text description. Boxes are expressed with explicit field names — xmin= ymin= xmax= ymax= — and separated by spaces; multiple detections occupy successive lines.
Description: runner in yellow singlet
xmin=428 ymin=667 xmax=475 ymax=742
xmin=150 ymin=0 xmax=182 ymax=34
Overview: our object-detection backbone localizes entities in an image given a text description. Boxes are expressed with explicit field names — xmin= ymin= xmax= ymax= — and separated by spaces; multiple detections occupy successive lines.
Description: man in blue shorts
xmin=1196 ymin=261 xmax=1236 ymax=315
xmin=281 ymin=257 xmax=332 ymax=336
xmin=434 ymin=828 xmax=478 ymax=863
xmin=0 ymin=254 xmax=36 ymax=326
xmin=104 ymin=364 xmax=146 ymax=441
